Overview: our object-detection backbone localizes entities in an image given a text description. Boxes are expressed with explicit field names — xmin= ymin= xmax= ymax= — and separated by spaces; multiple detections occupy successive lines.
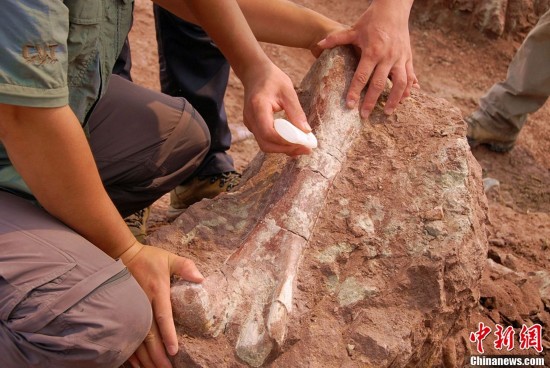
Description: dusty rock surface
xmin=148 ymin=47 xmax=488 ymax=367
xmin=129 ymin=0 xmax=550 ymax=365
xmin=414 ymin=0 xmax=550 ymax=38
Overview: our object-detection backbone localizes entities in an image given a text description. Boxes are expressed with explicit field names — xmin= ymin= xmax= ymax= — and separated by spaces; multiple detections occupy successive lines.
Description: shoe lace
xmin=199 ymin=171 xmax=242 ymax=191
xmin=124 ymin=208 xmax=146 ymax=228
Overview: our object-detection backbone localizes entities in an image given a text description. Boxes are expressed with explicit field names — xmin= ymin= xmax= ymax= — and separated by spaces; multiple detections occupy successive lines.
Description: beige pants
xmin=0 ymin=75 xmax=210 ymax=367
xmin=477 ymin=9 xmax=550 ymax=135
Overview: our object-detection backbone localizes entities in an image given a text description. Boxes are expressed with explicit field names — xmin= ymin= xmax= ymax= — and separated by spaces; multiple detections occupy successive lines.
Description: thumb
xmin=170 ymin=255 xmax=204 ymax=283
xmin=281 ymin=91 xmax=310 ymax=133
xmin=317 ymin=29 xmax=357 ymax=49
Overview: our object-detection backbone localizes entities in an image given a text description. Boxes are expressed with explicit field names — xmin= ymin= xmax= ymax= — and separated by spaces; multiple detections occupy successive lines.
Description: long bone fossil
xmin=167 ymin=47 xmax=362 ymax=367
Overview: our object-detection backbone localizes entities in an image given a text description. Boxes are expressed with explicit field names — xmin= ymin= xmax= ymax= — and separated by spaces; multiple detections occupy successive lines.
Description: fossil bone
xmin=168 ymin=47 xmax=361 ymax=367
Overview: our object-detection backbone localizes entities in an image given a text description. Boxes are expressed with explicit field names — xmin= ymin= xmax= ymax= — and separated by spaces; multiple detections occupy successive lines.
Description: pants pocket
xmin=0 ymin=218 xmax=78 ymax=321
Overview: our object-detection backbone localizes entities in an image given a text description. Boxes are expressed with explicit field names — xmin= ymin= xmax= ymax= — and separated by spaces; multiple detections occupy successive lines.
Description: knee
xmin=118 ymin=281 xmax=151 ymax=359
xmin=102 ymin=275 xmax=152 ymax=365
xmin=72 ymin=274 xmax=152 ymax=367
xmin=7 ymin=271 xmax=153 ymax=368
xmin=190 ymin=105 xmax=211 ymax=161
xmin=171 ymin=100 xmax=211 ymax=168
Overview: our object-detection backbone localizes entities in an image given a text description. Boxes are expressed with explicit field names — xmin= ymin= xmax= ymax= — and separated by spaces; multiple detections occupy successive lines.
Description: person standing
xmin=466 ymin=9 xmax=550 ymax=152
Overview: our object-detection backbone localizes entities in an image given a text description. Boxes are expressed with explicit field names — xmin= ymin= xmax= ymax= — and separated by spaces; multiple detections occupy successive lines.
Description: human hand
xmin=241 ymin=61 xmax=312 ymax=156
xmin=121 ymin=242 xmax=204 ymax=368
xmin=317 ymin=0 xmax=418 ymax=118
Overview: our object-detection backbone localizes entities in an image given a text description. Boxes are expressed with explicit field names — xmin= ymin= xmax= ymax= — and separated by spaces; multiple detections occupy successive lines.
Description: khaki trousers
xmin=478 ymin=9 xmax=550 ymax=134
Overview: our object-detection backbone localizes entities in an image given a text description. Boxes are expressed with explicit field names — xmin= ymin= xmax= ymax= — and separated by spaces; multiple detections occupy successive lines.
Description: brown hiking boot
xmin=124 ymin=206 xmax=151 ymax=243
xmin=167 ymin=171 xmax=242 ymax=221
xmin=465 ymin=113 xmax=518 ymax=152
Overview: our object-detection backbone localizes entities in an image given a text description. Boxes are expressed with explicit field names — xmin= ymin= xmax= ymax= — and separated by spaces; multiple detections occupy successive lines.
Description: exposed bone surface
xmin=148 ymin=47 xmax=488 ymax=367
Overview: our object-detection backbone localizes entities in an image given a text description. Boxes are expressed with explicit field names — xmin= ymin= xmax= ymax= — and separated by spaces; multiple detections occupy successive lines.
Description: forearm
xmin=366 ymin=0 xmax=414 ymax=25
xmin=154 ymin=0 xmax=270 ymax=82
xmin=0 ymin=104 xmax=135 ymax=259
xmin=154 ymin=0 xmax=342 ymax=63
xmin=237 ymin=0 xmax=343 ymax=49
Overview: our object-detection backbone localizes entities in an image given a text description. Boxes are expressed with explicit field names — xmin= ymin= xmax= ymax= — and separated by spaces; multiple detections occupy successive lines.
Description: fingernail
xmin=303 ymin=121 xmax=312 ymax=132
xmin=361 ymin=109 xmax=370 ymax=119
xmin=167 ymin=344 xmax=178 ymax=356
xmin=347 ymin=99 xmax=356 ymax=109
xmin=317 ymin=38 xmax=327 ymax=47
xmin=195 ymin=270 xmax=205 ymax=282
xmin=384 ymin=107 xmax=394 ymax=115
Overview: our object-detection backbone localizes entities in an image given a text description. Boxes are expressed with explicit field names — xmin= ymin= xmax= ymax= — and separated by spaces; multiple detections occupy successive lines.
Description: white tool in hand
xmin=274 ymin=118 xmax=318 ymax=149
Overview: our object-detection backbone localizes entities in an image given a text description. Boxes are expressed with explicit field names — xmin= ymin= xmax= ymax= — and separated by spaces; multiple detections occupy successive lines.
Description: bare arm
xmin=155 ymin=0 xmax=344 ymax=51
xmin=236 ymin=0 xmax=344 ymax=51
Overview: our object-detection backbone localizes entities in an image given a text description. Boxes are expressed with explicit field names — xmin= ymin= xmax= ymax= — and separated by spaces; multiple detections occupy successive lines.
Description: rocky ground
xmin=129 ymin=0 xmax=549 ymax=365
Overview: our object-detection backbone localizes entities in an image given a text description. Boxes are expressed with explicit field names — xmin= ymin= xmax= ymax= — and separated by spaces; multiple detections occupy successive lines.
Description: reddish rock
xmin=413 ymin=0 xmax=549 ymax=38
xmin=148 ymin=47 xmax=488 ymax=367
xmin=474 ymin=0 xmax=508 ymax=36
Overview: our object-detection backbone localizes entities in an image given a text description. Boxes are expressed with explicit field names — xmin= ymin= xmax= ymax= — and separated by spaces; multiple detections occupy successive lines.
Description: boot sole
xmin=467 ymin=137 xmax=515 ymax=153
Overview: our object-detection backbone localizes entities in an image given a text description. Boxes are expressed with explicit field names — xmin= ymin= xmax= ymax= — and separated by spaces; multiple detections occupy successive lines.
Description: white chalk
xmin=274 ymin=118 xmax=318 ymax=149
